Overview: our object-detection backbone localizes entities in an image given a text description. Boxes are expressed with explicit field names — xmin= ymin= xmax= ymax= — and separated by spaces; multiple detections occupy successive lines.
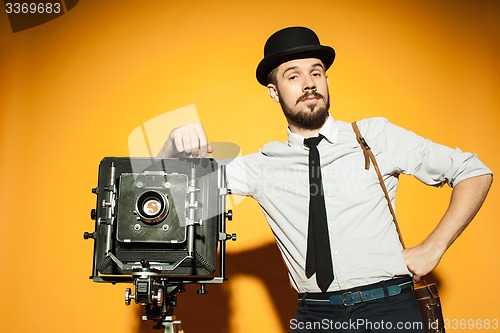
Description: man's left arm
xmin=402 ymin=173 xmax=493 ymax=282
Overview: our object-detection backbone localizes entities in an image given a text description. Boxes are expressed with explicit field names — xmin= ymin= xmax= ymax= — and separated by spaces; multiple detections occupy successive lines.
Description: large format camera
xmin=84 ymin=157 xmax=234 ymax=332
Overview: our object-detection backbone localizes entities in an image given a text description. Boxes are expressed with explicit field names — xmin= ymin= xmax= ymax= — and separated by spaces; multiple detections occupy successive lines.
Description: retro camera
xmin=84 ymin=157 xmax=235 ymax=332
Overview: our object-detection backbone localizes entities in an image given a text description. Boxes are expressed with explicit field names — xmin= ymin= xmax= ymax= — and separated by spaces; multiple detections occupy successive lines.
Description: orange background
xmin=0 ymin=1 xmax=499 ymax=332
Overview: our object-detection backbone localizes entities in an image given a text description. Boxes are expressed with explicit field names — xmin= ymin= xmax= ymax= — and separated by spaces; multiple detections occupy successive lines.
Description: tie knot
xmin=304 ymin=135 xmax=324 ymax=148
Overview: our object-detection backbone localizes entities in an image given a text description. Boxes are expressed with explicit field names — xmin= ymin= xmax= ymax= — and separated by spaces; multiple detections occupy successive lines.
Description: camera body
xmin=87 ymin=157 xmax=226 ymax=282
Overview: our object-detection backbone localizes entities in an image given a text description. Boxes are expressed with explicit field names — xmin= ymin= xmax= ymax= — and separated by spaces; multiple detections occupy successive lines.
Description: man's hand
xmin=157 ymin=122 xmax=213 ymax=158
xmin=402 ymin=242 xmax=443 ymax=283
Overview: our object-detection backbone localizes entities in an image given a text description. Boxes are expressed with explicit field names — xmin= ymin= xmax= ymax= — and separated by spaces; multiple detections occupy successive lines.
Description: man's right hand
xmin=157 ymin=122 xmax=213 ymax=158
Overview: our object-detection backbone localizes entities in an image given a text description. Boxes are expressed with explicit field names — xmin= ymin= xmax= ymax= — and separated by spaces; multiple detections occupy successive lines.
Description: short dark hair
xmin=266 ymin=67 xmax=279 ymax=86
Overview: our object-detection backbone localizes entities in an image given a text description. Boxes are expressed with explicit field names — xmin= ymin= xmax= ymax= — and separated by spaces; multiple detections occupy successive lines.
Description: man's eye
xmin=289 ymin=75 xmax=299 ymax=80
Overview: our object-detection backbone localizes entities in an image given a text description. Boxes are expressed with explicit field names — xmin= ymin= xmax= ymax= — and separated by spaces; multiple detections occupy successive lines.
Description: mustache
xmin=296 ymin=91 xmax=327 ymax=105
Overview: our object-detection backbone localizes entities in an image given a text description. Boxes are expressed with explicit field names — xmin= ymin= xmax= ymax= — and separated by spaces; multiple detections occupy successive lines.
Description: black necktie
xmin=304 ymin=135 xmax=334 ymax=292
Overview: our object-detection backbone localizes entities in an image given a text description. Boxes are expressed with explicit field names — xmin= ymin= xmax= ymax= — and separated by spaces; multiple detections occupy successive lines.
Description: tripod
xmin=124 ymin=266 xmax=187 ymax=333
xmin=125 ymin=262 xmax=222 ymax=333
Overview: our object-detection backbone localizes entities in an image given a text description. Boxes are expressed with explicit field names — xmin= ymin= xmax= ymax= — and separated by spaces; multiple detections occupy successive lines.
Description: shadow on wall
xmin=136 ymin=242 xmax=297 ymax=333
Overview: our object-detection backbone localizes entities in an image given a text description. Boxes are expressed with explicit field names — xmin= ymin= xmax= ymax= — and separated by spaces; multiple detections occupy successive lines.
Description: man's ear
xmin=267 ymin=84 xmax=279 ymax=103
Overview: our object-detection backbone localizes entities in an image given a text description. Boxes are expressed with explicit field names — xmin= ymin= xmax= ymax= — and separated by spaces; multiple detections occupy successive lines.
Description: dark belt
xmin=299 ymin=278 xmax=413 ymax=307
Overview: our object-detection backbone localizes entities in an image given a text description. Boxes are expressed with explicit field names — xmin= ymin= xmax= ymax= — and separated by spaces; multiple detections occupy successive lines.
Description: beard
xmin=279 ymin=88 xmax=330 ymax=131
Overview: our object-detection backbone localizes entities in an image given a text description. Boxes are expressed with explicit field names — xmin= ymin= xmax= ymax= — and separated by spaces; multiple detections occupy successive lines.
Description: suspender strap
xmin=351 ymin=122 xmax=406 ymax=249
xmin=351 ymin=121 xmax=439 ymax=297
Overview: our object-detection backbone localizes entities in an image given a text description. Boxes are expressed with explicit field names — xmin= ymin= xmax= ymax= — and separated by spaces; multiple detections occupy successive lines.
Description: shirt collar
xmin=287 ymin=115 xmax=339 ymax=149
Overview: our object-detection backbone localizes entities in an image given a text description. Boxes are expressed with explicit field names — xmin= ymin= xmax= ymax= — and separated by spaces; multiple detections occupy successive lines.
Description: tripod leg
xmin=162 ymin=316 xmax=183 ymax=333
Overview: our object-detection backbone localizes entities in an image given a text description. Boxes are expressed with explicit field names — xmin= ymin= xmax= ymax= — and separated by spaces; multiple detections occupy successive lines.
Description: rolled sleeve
xmin=443 ymin=150 xmax=492 ymax=187
xmin=390 ymin=123 xmax=492 ymax=187
xmin=364 ymin=117 xmax=493 ymax=188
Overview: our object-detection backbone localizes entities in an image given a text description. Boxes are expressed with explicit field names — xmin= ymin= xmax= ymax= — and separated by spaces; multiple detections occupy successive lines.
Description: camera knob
xmin=90 ymin=209 xmax=97 ymax=220
xmin=125 ymin=288 xmax=134 ymax=306
xmin=225 ymin=210 xmax=233 ymax=221
xmin=83 ymin=232 xmax=95 ymax=240
xmin=91 ymin=187 xmax=98 ymax=194
xmin=153 ymin=288 xmax=164 ymax=307
xmin=197 ymin=284 xmax=208 ymax=294
xmin=225 ymin=233 xmax=237 ymax=241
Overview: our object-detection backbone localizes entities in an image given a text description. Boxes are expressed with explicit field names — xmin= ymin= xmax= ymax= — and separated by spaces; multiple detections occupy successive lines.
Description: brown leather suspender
xmin=351 ymin=121 xmax=406 ymax=248
xmin=351 ymin=122 xmax=443 ymax=320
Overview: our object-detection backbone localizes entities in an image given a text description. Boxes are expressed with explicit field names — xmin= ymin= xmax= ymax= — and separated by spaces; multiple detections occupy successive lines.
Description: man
xmin=158 ymin=27 xmax=492 ymax=332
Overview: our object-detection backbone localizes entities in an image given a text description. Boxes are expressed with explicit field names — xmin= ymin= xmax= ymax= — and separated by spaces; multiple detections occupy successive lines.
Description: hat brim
xmin=256 ymin=45 xmax=335 ymax=86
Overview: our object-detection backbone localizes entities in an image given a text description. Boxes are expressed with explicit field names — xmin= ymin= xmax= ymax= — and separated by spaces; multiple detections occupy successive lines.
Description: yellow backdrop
xmin=1 ymin=1 xmax=498 ymax=332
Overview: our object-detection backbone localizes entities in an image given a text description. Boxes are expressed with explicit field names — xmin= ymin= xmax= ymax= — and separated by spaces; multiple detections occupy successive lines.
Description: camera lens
xmin=135 ymin=191 xmax=169 ymax=224
xmin=143 ymin=199 xmax=161 ymax=216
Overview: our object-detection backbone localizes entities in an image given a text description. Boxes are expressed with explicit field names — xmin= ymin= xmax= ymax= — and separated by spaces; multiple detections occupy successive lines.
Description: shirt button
xmin=333 ymin=250 xmax=339 ymax=256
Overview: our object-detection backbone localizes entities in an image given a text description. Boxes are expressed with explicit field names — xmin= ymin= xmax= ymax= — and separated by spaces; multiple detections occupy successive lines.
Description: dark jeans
xmin=292 ymin=278 xmax=425 ymax=333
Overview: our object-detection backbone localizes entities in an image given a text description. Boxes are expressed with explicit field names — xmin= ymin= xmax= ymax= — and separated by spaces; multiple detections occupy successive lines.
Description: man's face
xmin=268 ymin=58 xmax=330 ymax=131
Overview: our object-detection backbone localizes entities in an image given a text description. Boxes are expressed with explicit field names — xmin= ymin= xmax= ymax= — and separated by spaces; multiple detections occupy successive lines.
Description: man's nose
xmin=303 ymin=76 xmax=317 ymax=91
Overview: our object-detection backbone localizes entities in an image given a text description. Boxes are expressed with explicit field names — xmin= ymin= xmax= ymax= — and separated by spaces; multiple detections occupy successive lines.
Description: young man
xmin=159 ymin=27 xmax=492 ymax=332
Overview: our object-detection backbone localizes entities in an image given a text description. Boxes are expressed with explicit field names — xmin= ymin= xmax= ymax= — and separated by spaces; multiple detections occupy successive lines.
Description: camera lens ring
xmin=135 ymin=190 xmax=169 ymax=224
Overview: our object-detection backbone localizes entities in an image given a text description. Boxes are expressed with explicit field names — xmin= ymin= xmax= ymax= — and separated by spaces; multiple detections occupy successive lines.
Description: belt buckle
xmin=341 ymin=291 xmax=363 ymax=306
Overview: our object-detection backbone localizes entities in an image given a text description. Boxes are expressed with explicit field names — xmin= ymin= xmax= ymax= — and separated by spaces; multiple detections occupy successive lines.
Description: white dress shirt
xmin=225 ymin=115 xmax=492 ymax=293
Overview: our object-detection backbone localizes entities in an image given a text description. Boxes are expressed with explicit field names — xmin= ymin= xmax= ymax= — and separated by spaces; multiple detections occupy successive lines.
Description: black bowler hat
xmin=256 ymin=26 xmax=336 ymax=86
